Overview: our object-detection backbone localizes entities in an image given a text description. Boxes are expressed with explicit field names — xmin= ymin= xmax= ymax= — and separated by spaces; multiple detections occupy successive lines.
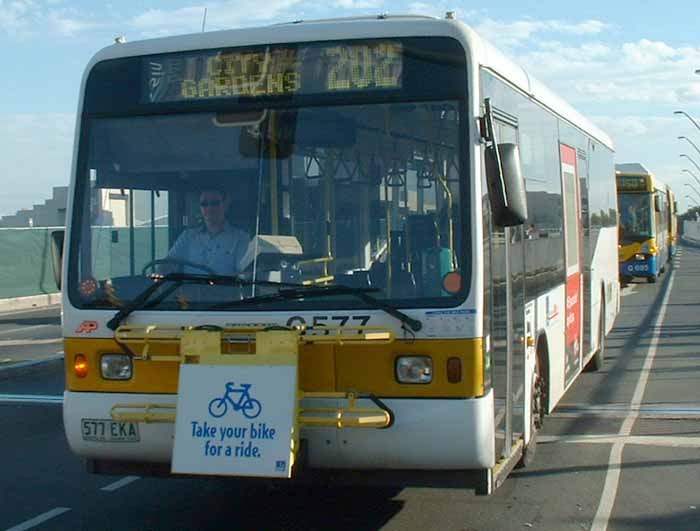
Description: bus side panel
xmin=584 ymin=141 xmax=618 ymax=355
xmin=533 ymin=285 xmax=567 ymax=411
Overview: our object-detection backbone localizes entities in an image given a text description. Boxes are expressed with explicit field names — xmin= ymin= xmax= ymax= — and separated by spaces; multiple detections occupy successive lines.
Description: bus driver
xmin=163 ymin=188 xmax=250 ymax=276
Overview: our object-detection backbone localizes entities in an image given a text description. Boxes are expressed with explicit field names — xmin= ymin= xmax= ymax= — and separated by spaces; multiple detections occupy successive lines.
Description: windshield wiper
xmin=214 ymin=284 xmax=423 ymax=332
xmin=106 ymin=273 xmax=301 ymax=331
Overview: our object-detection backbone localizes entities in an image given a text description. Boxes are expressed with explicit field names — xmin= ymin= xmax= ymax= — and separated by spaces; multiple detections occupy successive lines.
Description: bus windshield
xmin=70 ymin=100 xmax=465 ymax=311
xmin=618 ymin=193 xmax=653 ymax=241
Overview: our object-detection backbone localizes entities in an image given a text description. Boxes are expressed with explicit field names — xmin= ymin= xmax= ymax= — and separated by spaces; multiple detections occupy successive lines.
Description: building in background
xmin=0 ymin=186 xmax=167 ymax=229
xmin=0 ymin=187 xmax=68 ymax=228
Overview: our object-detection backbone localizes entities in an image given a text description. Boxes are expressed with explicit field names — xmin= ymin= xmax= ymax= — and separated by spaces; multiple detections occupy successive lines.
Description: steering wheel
xmin=141 ymin=258 xmax=217 ymax=276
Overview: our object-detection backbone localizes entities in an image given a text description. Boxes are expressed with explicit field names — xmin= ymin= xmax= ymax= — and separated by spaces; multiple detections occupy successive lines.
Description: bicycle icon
xmin=208 ymin=382 xmax=262 ymax=419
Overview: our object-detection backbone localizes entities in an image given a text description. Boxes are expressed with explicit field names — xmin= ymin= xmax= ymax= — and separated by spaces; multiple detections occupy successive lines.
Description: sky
xmin=1 ymin=0 xmax=700 ymax=216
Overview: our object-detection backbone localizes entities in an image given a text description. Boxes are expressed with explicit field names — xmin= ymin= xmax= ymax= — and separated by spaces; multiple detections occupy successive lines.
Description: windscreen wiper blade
xmin=106 ymin=273 xmax=301 ymax=331
xmin=215 ymin=284 xmax=423 ymax=332
xmin=295 ymin=285 xmax=423 ymax=332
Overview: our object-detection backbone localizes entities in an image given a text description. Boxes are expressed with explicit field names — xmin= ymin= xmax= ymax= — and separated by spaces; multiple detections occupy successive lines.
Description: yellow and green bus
xmin=616 ymin=164 xmax=669 ymax=283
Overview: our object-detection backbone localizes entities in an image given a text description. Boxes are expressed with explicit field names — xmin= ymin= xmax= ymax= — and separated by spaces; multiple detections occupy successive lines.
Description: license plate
xmin=81 ymin=418 xmax=140 ymax=442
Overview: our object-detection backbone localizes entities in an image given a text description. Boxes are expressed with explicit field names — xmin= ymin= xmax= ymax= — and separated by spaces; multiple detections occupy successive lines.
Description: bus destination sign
xmin=617 ymin=175 xmax=648 ymax=192
xmin=143 ymin=41 xmax=403 ymax=103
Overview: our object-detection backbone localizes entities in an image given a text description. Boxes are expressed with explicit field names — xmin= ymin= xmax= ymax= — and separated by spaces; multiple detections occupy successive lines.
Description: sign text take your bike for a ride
xmin=190 ymin=420 xmax=277 ymax=458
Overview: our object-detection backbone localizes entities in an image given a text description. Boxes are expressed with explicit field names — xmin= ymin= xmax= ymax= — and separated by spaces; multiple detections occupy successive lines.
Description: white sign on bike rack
xmin=171 ymin=364 xmax=297 ymax=478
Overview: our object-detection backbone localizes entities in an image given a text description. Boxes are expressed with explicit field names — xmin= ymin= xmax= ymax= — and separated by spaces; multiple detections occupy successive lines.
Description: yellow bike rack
xmin=110 ymin=325 xmax=394 ymax=461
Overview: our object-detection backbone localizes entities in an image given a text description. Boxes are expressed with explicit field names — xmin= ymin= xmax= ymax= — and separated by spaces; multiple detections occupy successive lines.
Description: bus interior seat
xmin=407 ymin=213 xmax=452 ymax=296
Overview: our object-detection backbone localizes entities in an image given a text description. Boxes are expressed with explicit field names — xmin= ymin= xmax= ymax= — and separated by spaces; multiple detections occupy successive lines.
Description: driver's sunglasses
xmin=200 ymin=199 xmax=222 ymax=208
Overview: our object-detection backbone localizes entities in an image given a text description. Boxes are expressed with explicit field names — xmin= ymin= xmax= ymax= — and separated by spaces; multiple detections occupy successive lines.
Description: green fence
xmin=0 ymin=228 xmax=59 ymax=299
xmin=91 ymin=226 xmax=169 ymax=279
xmin=0 ymin=226 xmax=170 ymax=300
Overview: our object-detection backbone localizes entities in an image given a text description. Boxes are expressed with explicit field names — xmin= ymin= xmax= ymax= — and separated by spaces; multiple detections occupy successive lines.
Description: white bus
xmin=57 ymin=13 xmax=619 ymax=494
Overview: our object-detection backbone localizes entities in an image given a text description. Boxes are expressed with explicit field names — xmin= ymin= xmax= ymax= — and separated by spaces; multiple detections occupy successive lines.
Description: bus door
xmin=490 ymin=115 xmax=526 ymax=462
xmin=504 ymin=220 xmax=526 ymax=456
xmin=560 ymin=144 xmax=583 ymax=386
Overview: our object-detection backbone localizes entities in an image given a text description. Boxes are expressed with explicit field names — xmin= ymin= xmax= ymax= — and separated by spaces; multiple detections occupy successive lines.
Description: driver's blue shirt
xmin=166 ymin=222 xmax=249 ymax=275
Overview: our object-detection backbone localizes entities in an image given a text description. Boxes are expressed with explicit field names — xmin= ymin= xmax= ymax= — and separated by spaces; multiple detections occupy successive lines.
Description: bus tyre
xmin=647 ymin=275 xmax=657 ymax=284
xmin=517 ymin=353 xmax=544 ymax=468
xmin=589 ymin=298 xmax=606 ymax=372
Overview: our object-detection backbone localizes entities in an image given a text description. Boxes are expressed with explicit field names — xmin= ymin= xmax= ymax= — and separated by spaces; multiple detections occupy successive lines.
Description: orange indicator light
xmin=447 ymin=357 xmax=462 ymax=383
xmin=74 ymin=354 xmax=88 ymax=378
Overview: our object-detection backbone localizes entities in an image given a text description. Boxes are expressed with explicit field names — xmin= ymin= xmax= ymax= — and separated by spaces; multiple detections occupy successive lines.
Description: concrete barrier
xmin=682 ymin=220 xmax=700 ymax=247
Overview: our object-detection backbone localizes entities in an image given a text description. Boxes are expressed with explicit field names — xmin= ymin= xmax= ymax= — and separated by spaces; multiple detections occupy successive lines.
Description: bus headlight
xmin=635 ymin=254 xmax=645 ymax=261
xmin=100 ymin=354 xmax=132 ymax=380
xmin=395 ymin=356 xmax=432 ymax=384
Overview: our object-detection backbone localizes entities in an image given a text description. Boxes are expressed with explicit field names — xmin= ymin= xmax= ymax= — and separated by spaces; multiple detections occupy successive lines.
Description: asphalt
xmin=0 ymin=305 xmax=62 ymax=374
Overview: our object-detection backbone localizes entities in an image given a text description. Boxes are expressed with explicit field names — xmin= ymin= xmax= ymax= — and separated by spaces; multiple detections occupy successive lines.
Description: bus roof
xmin=615 ymin=163 xmax=651 ymax=176
xmin=84 ymin=14 xmax=614 ymax=150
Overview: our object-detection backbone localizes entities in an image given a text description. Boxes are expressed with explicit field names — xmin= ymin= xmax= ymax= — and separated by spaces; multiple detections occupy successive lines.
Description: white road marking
xmin=0 ymin=394 xmax=63 ymax=404
xmin=0 ymin=305 xmax=60 ymax=318
xmin=620 ymin=286 xmax=637 ymax=297
xmin=553 ymin=403 xmax=700 ymax=420
xmin=494 ymin=384 xmax=524 ymax=428
xmin=0 ymin=338 xmax=62 ymax=346
xmin=540 ymin=434 xmax=700 ymax=448
xmin=0 ymin=324 xmax=57 ymax=337
xmin=100 ymin=476 xmax=140 ymax=492
xmin=4 ymin=507 xmax=71 ymax=531
xmin=591 ymin=268 xmax=675 ymax=531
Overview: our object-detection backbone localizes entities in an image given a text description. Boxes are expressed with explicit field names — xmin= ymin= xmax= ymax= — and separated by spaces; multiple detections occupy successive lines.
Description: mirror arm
xmin=483 ymin=98 xmax=509 ymax=208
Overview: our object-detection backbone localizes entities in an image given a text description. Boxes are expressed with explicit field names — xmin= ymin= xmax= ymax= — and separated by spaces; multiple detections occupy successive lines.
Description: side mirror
xmin=50 ymin=230 xmax=64 ymax=290
xmin=485 ymin=143 xmax=528 ymax=227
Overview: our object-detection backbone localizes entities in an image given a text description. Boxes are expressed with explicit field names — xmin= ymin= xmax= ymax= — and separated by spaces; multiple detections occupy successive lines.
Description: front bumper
xmin=63 ymin=389 xmax=496 ymax=471
xmin=620 ymin=255 xmax=658 ymax=277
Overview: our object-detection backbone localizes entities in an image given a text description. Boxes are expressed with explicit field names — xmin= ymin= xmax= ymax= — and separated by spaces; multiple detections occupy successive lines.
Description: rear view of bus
xmin=616 ymin=163 xmax=669 ymax=283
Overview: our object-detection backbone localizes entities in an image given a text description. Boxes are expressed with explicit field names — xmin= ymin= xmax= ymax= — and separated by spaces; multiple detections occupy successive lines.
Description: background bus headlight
xmin=634 ymin=253 xmax=646 ymax=261
xmin=100 ymin=354 xmax=132 ymax=380
xmin=395 ymin=356 xmax=432 ymax=384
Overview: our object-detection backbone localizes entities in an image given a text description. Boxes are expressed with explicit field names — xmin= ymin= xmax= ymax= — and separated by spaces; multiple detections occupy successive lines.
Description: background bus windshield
xmin=618 ymin=193 xmax=653 ymax=241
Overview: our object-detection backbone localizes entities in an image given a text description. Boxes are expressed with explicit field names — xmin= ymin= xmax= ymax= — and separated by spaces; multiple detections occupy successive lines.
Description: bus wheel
xmin=589 ymin=297 xmax=606 ymax=372
xmin=647 ymin=275 xmax=657 ymax=284
xmin=517 ymin=352 xmax=544 ymax=468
